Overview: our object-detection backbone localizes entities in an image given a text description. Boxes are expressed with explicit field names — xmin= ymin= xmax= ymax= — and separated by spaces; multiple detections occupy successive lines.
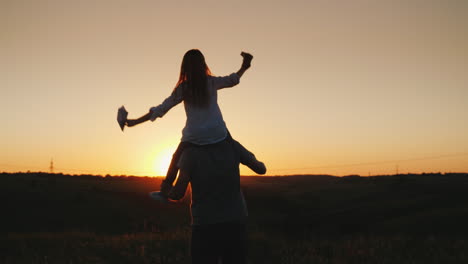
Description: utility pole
xmin=396 ymin=164 xmax=399 ymax=175
xmin=49 ymin=159 xmax=54 ymax=174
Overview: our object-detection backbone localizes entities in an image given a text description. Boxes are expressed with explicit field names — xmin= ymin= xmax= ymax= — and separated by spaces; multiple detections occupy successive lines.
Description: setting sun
xmin=153 ymin=147 xmax=175 ymax=177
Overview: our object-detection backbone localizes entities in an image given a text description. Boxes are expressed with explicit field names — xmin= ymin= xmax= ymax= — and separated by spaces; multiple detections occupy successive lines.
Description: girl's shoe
xmin=149 ymin=191 xmax=168 ymax=203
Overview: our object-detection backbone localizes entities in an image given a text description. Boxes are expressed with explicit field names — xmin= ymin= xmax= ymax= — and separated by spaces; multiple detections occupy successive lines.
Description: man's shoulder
xmin=178 ymin=141 xmax=239 ymax=170
xmin=180 ymin=142 xmax=233 ymax=158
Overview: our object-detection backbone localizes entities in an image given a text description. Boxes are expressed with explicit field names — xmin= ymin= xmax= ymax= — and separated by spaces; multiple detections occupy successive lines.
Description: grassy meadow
xmin=1 ymin=172 xmax=468 ymax=263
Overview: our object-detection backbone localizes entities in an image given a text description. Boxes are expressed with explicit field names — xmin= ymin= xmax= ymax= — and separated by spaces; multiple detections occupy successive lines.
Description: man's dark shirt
xmin=168 ymin=139 xmax=260 ymax=225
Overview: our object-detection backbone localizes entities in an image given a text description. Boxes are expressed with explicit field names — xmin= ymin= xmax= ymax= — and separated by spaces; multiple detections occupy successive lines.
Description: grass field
xmin=2 ymin=172 xmax=468 ymax=263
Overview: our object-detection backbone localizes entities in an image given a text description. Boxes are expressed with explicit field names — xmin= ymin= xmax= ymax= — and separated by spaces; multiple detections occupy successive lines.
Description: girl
xmin=124 ymin=49 xmax=265 ymax=196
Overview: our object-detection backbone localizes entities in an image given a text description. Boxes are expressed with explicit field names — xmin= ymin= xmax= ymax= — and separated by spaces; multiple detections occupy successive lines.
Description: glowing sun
xmin=153 ymin=147 xmax=174 ymax=176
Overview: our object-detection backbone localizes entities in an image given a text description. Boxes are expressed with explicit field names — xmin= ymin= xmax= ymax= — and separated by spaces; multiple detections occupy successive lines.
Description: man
xmin=166 ymin=138 xmax=266 ymax=264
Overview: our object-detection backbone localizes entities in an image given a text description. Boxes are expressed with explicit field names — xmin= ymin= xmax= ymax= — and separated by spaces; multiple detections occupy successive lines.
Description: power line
xmin=271 ymin=152 xmax=468 ymax=172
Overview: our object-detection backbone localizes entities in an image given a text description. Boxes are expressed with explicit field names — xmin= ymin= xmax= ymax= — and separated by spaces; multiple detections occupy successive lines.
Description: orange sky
xmin=2 ymin=0 xmax=468 ymax=176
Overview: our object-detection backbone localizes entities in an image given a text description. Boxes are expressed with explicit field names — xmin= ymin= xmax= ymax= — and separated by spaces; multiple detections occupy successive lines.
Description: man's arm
xmin=234 ymin=140 xmax=266 ymax=175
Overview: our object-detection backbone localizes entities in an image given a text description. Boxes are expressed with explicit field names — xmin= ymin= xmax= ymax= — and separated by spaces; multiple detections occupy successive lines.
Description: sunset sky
xmin=2 ymin=0 xmax=468 ymax=176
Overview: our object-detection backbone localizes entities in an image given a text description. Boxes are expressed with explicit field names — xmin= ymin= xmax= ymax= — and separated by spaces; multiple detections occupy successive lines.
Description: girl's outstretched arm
xmin=126 ymin=111 xmax=152 ymax=127
xmin=127 ymin=86 xmax=183 ymax=128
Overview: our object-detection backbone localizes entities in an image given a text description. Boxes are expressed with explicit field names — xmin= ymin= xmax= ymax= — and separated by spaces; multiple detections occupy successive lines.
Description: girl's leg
xmin=160 ymin=141 xmax=192 ymax=196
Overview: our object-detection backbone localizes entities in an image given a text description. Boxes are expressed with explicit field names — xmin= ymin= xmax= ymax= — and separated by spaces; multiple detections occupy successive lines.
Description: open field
xmin=2 ymin=172 xmax=468 ymax=263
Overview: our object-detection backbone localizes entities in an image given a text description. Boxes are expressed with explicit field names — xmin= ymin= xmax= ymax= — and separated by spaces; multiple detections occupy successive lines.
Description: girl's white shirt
xmin=149 ymin=73 xmax=240 ymax=145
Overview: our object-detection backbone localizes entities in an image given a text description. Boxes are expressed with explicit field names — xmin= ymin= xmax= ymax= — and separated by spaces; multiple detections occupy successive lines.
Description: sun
xmin=153 ymin=147 xmax=175 ymax=176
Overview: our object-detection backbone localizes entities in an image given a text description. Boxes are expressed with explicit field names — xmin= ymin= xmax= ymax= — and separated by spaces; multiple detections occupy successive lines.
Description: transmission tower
xmin=49 ymin=159 xmax=54 ymax=174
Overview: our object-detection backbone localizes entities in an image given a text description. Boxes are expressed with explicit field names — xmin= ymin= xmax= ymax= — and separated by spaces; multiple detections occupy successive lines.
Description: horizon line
xmin=2 ymin=171 xmax=468 ymax=178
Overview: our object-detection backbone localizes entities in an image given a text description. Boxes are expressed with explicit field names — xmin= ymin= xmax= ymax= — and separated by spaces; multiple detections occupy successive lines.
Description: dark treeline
xmin=2 ymin=172 xmax=468 ymax=236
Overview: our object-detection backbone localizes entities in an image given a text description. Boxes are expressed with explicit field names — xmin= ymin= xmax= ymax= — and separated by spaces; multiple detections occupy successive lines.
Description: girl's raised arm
xmin=214 ymin=52 xmax=254 ymax=90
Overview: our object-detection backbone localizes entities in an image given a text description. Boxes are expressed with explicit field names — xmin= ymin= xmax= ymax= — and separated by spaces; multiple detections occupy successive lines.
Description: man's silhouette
xmin=167 ymin=137 xmax=265 ymax=264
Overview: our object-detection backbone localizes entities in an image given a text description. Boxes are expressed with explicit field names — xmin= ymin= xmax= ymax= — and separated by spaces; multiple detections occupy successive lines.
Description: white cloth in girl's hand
xmin=117 ymin=106 xmax=128 ymax=131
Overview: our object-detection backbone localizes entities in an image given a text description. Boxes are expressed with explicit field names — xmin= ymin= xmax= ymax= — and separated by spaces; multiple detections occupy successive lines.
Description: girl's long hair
xmin=175 ymin=49 xmax=212 ymax=107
